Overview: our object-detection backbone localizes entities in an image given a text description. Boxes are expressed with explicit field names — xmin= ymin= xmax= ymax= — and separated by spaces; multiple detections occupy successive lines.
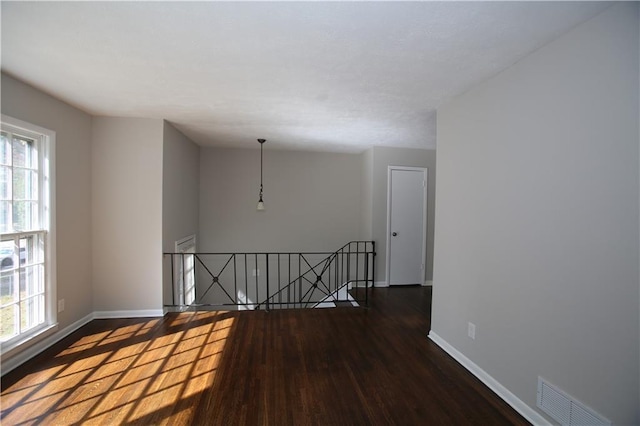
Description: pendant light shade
xmin=257 ymin=139 xmax=266 ymax=211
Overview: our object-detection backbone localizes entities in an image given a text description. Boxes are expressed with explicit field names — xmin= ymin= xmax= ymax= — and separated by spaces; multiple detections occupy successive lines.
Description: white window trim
xmin=0 ymin=114 xmax=57 ymax=356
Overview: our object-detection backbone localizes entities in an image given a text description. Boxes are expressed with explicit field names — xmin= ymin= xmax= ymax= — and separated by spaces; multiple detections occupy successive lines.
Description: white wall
xmin=162 ymin=121 xmax=200 ymax=305
xmin=370 ymin=146 xmax=436 ymax=283
xmin=92 ymin=117 xmax=164 ymax=313
xmin=432 ymin=4 xmax=639 ymax=425
xmin=360 ymin=148 xmax=373 ymax=240
xmin=1 ymin=73 xmax=93 ymax=332
xmin=199 ymin=147 xmax=361 ymax=253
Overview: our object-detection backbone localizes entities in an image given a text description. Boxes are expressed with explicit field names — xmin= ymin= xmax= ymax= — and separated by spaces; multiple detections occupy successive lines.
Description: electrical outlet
xmin=468 ymin=322 xmax=476 ymax=340
xmin=252 ymin=269 xmax=260 ymax=277
xmin=58 ymin=299 xmax=65 ymax=313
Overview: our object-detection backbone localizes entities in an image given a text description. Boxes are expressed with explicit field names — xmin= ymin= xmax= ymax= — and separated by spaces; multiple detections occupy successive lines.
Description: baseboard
xmin=2 ymin=309 xmax=164 ymax=376
xmin=351 ymin=281 xmax=387 ymax=288
xmin=93 ymin=309 xmax=164 ymax=319
xmin=1 ymin=312 xmax=95 ymax=375
xmin=428 ymin=331 xmax=550 ymax=426
xmin=423 ymin=280 xmax=433 ymax=287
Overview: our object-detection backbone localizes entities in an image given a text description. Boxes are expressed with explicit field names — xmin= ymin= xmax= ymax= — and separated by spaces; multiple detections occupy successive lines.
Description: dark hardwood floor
xmin=1 ymin=287 xmax=529 ymax=425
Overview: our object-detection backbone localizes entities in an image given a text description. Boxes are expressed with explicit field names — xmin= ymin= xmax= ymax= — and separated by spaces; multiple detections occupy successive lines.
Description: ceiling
xmin=1 ymin=2 xmax=610 ymax=153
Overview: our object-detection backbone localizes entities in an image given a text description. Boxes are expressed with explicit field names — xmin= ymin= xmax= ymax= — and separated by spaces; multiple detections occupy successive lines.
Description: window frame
xmin=0 ymin=114 xmax=56 ymax=355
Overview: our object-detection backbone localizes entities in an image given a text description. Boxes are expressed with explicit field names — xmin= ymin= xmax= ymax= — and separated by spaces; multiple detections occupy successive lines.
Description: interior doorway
xmin=386 ymin=167 xmax=427 ymax=286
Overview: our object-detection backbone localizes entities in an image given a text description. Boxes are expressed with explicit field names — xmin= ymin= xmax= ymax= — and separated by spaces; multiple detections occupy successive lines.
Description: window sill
xmin=1 ymin=323 xmax=59 ymax=360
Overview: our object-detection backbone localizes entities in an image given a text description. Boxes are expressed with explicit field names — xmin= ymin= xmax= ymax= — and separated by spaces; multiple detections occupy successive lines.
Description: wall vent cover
xmin=537 ymin=377 xmax=611 ymax=426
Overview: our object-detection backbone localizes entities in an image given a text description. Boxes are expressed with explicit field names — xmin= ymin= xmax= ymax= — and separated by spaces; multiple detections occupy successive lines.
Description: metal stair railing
xmin=163 ymin=241 xmax=375 ymax=311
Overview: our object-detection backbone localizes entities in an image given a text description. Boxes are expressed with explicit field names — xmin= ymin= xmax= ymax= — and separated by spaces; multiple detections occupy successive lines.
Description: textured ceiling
xmin=1 ymin=2 xmax=610 ymax=153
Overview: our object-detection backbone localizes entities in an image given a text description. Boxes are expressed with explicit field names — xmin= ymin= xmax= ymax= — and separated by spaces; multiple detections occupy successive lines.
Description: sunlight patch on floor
xmin=1 ymin=313 xmax=235 ymax=425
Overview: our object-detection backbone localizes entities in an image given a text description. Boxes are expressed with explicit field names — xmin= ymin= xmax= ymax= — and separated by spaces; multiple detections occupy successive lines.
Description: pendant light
xmin=257 ymin=139 xmax=266 ymax=211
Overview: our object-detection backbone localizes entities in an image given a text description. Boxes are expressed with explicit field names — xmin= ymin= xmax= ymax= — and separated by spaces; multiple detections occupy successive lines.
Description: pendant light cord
xmin=258 ymin=139 xmax=265 ymax=201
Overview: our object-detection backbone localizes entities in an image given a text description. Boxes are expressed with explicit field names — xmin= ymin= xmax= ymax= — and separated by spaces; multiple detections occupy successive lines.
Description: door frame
xmin=174 ymin=234 xmax=197 ymax=307
xmin=385 ymin=166 xmax=428 ymax=286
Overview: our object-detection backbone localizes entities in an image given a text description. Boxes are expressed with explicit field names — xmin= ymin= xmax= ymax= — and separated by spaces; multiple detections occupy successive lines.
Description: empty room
xmin=1 ymin=2 xmax=639 ymax=425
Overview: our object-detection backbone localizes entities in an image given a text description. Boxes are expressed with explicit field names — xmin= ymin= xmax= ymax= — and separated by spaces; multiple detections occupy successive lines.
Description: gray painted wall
xmin=432 ymin=4 xmax=639 ymax=424
xmin=1 ymin=72 xmax=93 ymax=338
xmin=92 ymin=117 xmax=164 ymax=312
xmin=199 ymin=147 xmax=362 ymax=253
xmin=361 ymin=148 xmax=373 ymax=240
xmin=369 ymin=146 xmax=436 ymax=283
xmin=162 ymin=121 xmax=200 ymax=306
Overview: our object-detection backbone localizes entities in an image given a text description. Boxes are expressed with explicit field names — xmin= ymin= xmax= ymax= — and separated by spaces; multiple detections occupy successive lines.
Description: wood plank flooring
xmin=1 ymin=287 xmax=529 ymax=425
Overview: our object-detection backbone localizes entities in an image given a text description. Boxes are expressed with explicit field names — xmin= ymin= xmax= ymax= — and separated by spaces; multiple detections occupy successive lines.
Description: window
xmin=1 ymin=115 xmax=55 ymax=352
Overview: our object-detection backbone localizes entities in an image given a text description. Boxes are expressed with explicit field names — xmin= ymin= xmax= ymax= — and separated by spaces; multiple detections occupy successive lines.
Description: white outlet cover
xmin=468 ymin=322 xmax=476 ymax=339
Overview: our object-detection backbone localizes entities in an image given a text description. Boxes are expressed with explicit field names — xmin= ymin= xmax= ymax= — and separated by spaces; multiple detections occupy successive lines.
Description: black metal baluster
xmin=265 ymin=253 xmax=270 ymax=311
xmin=338 ymin=253 xmax=342 ymax=302
xmin=244 ymin=254 xmax=248 ymax=309
xmin=169 ymin=254 xmax=175 ymax=307
xmin=327 ymin=256 xmax=338 ymax=302
xmin=358 ymin=242 xmax=362 ymax=301
xmin=364 ymin=244 xmax=369 ymax=307
xmin=233 ymin=254 xmax=237 ymax=305
xmin=346 ymin=245 xmax=351 ymax=294
xmin=255 ymin=253 xmax=259 ymax=310
xmin=288 ymin=254 xmax=291 ymax=309
xmin=193 ymin=253 xmax=198 ymax=306
xmin=341 ymin=248 xmax=344 ymax=293
xmin=182 ymin=253 xmax=186 ymax=307
xmin=371 ymin=241 xmax=376 ymax=305
xmin=298 ymin=254 xmax=302 ymax=309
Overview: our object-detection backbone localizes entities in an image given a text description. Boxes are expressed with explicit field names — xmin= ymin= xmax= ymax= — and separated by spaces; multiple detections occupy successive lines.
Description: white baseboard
xmin=428 ymin=331 xmax=550 ymax=426
xmin=351 ymin=281 xmax=387 ymax=288
xmin=1 ymin=313 xmax=95 ymax=375
xmin=93 ymin=309 xmax=164 ymax=319
xmin=2 ymin=309 xmax=165 ymax=376
xmin=376 ymin=282 xmax=433 ymax=287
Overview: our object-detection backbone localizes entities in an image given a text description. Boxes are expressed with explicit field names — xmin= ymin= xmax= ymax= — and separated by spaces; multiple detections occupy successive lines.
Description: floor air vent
xmin=537 ymin=377 xmax=611 ymax=426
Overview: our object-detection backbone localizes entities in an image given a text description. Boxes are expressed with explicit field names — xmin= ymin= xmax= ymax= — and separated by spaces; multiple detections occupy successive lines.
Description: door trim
xmin=385 ymin=166 xmax=428 ymax=286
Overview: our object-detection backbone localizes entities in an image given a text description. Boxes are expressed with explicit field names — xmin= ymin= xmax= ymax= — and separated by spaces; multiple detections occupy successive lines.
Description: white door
xmin=387 ymin=167 xmax=427 ymax=286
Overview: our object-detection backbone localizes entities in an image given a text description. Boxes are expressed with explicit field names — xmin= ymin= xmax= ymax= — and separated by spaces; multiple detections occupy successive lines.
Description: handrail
xmin=255 ymin=241 xmax=374 ymax=310
xmin=163 ymin=241 xmax=375 ymax=311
